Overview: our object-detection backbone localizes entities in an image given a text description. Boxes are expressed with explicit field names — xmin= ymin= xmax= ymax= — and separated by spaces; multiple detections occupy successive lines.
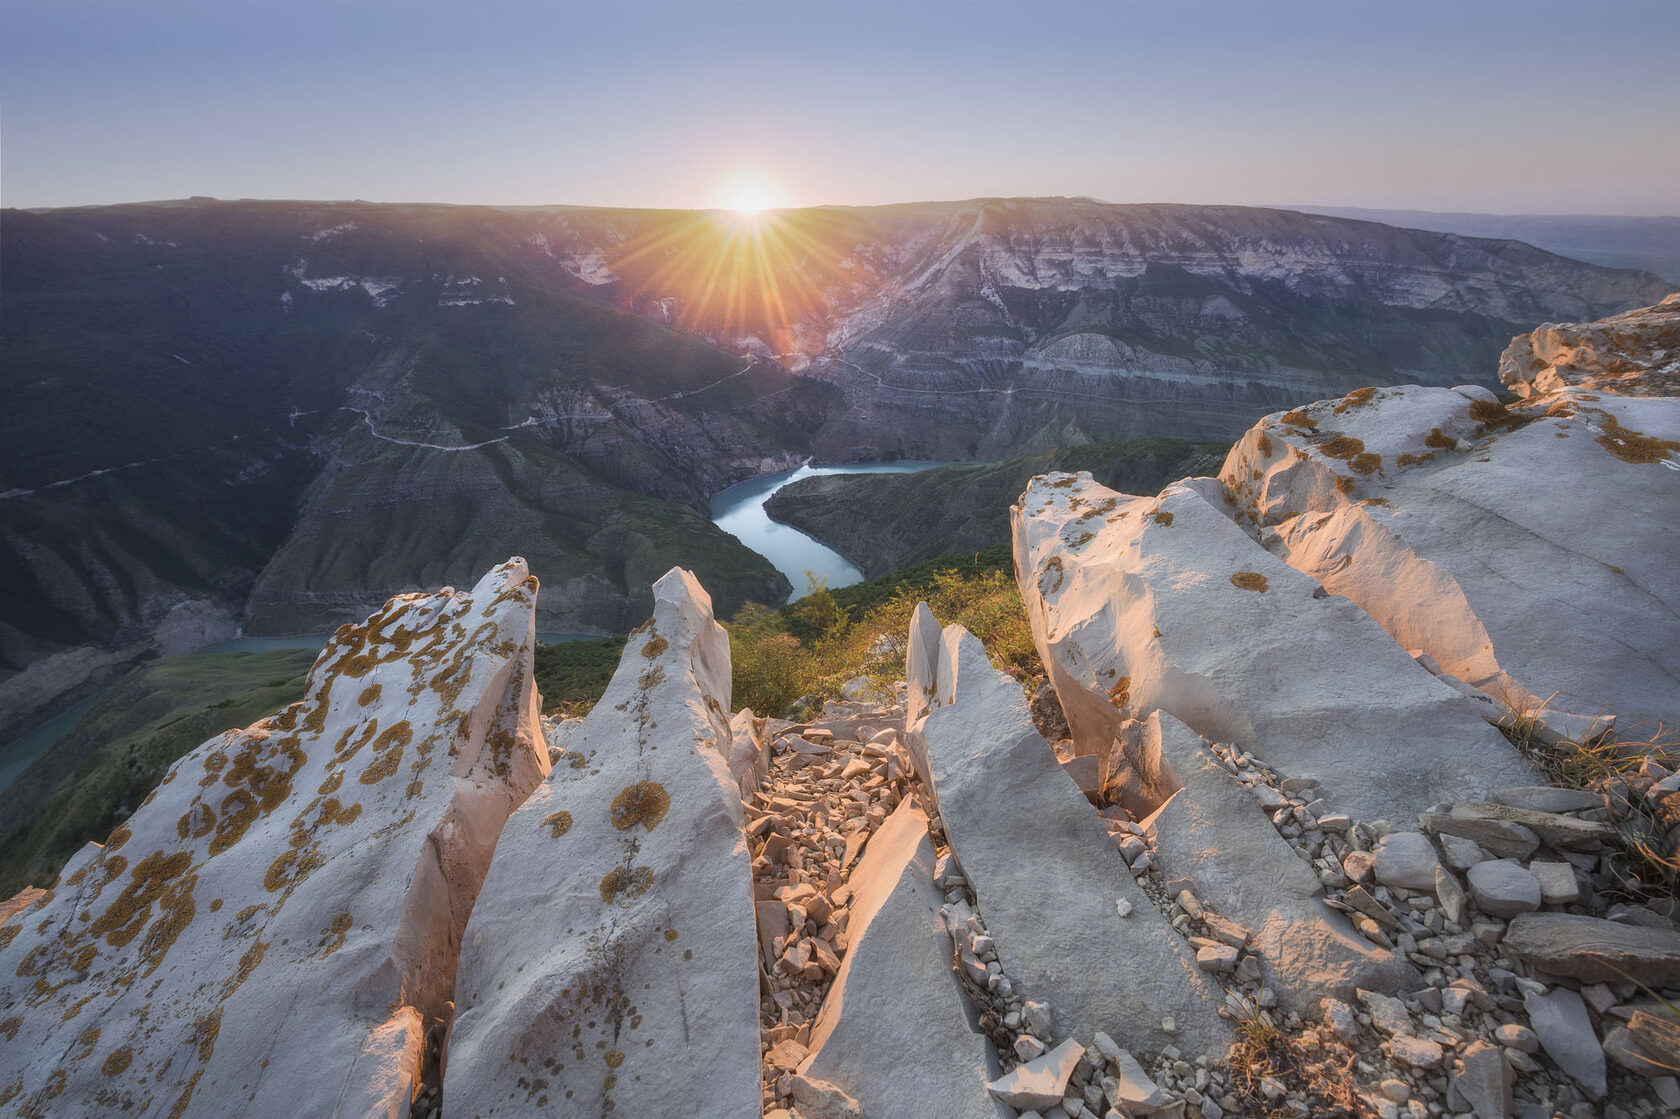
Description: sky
xmin=2 ymin=0 xmax=1677 ymax=214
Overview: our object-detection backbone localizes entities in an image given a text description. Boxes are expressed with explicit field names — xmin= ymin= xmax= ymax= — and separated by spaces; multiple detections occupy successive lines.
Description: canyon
xmin=3 ymin=299 xmax=1677 ymax=1117
xmin=1 ymin=197 xmax=1671 ymax=750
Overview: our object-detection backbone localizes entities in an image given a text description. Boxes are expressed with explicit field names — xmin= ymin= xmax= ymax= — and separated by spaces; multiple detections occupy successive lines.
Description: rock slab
xmin=909 ymin=612 xmax=1229 ymax=1057
xmin=1146 ymin=711 xmax=1415 ymax=1009
xmin=798 ymin=798 xmax=1008 ymax=1119
xmin=1012 ymin=472 xmax=1534 ymax=823
xmin=445 ymin=568 xmax=761 ymax=1118
xmin=0 ymin=560 xmax=549 ymax=1117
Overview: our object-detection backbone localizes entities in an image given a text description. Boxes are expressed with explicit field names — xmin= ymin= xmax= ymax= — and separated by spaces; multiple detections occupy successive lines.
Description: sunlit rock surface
xmin=796 ymin=798 xmax=1007 ymax=1119
xmin=1218 ymin=306 xmax=1680 ymax=733
xmin=907 ymin=610 xmax=1229 ymax=1056
xmin=1012 ymin=472 xmax=1533 ymax=823
xmin=444 ymin=568 xmax=761 ymax=1118
xmin=0 ymin=560 xmax=548 ymax=1117
xmin=1145 ymin=710 xmax=1416 ymax=1009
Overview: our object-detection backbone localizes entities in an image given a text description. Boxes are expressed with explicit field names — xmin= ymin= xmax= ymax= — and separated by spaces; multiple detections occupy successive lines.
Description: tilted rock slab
xmin=1145 ymin=711 xmax=1416 ymax=1009
xmin=796 ymin=798 xmax=1008 ymax=1119
xmin=1500 ymin=292 xmax=1680 ymax=398
xmin=0 ymin=560 xmax=549 ymax=1117
xmin=445 ymin=568 xmax=760 ymax=1118
xmin=1012 ymin=471 xmax=1533 ymax=823
xmin=906 ymin=610 xmax=1229 ymax=1057
xmin=1218 ymin=364 xmax=1680 ymax=733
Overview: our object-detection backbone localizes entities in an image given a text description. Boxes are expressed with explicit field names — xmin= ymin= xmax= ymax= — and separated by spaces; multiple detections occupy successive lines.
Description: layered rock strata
xmin=444 ymin=568 xmax=761 ymax=1118
xmin=0 ymin=559 xmax=548 ymax=1117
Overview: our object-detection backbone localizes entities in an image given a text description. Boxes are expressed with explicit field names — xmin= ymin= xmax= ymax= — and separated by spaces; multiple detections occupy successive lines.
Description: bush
xmin=726 ymin=553 xmax=1040 ymax=719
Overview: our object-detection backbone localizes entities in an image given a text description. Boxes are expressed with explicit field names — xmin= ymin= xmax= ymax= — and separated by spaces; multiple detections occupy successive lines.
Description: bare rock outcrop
xmin=1011 ymin=471 xmax=1534 ymax=823
xmin=1145 ymin=710 xmax=1417 ymax=1009
xmin=906 ymin=608 xmax=1230 ymax=1057
xmin=1217 ymin=356 xmax=1679 ymax=734
xmin=0 ymin=559 xmax=548 ymax=1117
xmin=443 ymin=567 xmax=761 ymax=1118
xmin=1499 ymin=292 xmax=1680 ymax=397
xmin=796 ymin=798 xmax=1007 ymax=1118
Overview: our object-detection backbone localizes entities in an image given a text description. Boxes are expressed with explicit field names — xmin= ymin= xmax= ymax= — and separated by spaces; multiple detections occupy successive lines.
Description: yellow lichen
xmin=541 ymin=811 xmax=574 ymax=838
xmin=1348 ymin=452 xmax=1383 ymax=475
xmin=641 ymin=635 xmax=668 ymax=658
xmin=1424 ymin=427 xmax=1456 ymax=450
xmin=1280 ymin=410 xmax=1317 ymax=430
xmin=1593 ymin=413 xmax=1680 ymax=464
xmin=1230 ymin=572 xmax=1269 ymax=593
xmin=599 ymin=865 xmax=654 ymax=906
xmin=611 ymin=782 xmax=671 ymax=832
xmin=102 ymin=1047 xmax=132 ymax=1076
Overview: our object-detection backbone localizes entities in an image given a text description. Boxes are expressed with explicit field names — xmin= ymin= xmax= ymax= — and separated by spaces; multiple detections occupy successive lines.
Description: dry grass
xmin=1225 ymin=991 xmax=1370 ymax=1117
xmin=1495 ymin=690 xmax=1680 ymax=900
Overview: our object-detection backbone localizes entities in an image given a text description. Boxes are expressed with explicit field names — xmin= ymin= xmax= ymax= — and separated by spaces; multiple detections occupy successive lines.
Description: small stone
xmin=1466 ymin=859 xmax=1541 ymax=919
xmin=1374 ymin=832 xmax=1441 ymax=892
xmin=1388 ymin=1034 xmax=1444 ymax=1070
xmin=1494 ymin=1023 xmax=1538 ymax=1053
xmin=1378 ymin=1078 xmax=1411 ymax=1102
xmin=1441 ymin=987 xmax=1471 ymax=1016
xmin=1360 ymin=990 xmax=1412 ymax=1037
xmin=1524 ymin=987 xmax=1606 ymax=1099
xmin=1196 ymin=945 xmax=1238 ymax=973
xmin=1451 ymin=1039 xmax=1512 ymax=1119
xmin=1435 ymin=866 xmax=1469 ymax=925
xmin=1322 ymin=997 xmax=1360 ymax=1042
xmin=1115 ymin=898 xmax=1133 ymax=918
xmin=1419 ymin=812 xmax=1540 ymax=861
xmin=1017 ymin=1034 xmax=1049 ymax=1061
xmin=1318 ymin=813 xmax=1352 ymax=832
xmin=1023 ymin=1000 xmax=1053 ymax=1039
xmin=1528 ymin=861 xmax=1579 ymax=906
xmin=1342 ymin=850 xmax=1376 ymax=883
xmin=1439 ymin=834 xmax=1490 ymax=872
xmin=1504 ymin=912 xmax=1680 ymax=986
xmin=1107 ymin=1048 xmax=1165 ymax=1114
xmin=1160 ymin=1016 xmax=1178 ymax=1036
xmin=1176 ymin=890 xmax=1205 ymax=920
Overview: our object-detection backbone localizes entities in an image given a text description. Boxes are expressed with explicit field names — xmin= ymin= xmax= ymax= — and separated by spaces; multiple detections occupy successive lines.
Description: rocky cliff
xmin=4 ymin=299 xmax=1679 ymax=1119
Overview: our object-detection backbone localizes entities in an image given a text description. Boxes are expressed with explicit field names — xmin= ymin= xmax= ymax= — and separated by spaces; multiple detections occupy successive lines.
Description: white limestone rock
xmin=1373 ymin=832 xmax=1442 ymax=893
xmin=987 ymin=1038 xmax=1085 ymax=1111
xmin=907 ymin=613 xmax=1228 ymax=1056
xmin=444 ymin=568 xmax=760 ymax=1118
xmin=1145 ymin=711 xmax=1415 ymax=1008
xmin=0 ymin=560 xmax=549 ymax=1118
xmin=1524 ymin=987 xmax=1607 ymax=1099
xmin=798 ymin=798 xmax=1009 ymax=1119
xmin=1220 ymin=367 xmax=1680 ymax=735
xmin=1499 ymin=293 xmax=1680 ymax=398
xmin=727 ymin=706 xmax=772 ymax=796
xmin=1011 ymin=471 xmax=1535 ymax=822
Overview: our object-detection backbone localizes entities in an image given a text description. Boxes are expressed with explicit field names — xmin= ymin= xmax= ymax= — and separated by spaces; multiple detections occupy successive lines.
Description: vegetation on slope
xmin=728 ymin=545 xmax=1038 ymax=720
xmin=764 ymin=438 xmax=1230 ymax=577
xmin=0 ymin=649 xmax=316 ymax=895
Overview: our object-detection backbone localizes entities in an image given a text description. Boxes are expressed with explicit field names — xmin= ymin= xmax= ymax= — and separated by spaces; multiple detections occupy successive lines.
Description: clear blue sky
xmin=3 ymin=0 xmax=1676 ymax=213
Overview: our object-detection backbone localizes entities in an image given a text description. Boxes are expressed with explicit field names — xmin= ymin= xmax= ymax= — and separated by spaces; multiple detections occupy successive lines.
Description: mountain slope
xmin=764 ymin=438 xmax=1230 ymax=578
xmin=1 ymin=196 xmax=1669 ymax=743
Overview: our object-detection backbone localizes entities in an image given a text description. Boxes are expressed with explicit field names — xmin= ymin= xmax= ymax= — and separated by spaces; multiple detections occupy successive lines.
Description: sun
xmin=715 ymin=171 xmax=787 ymax=219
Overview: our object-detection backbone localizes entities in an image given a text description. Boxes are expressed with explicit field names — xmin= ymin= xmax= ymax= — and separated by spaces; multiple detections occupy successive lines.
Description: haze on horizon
xmin=2 ymin=0 xmax=1677 ymax=216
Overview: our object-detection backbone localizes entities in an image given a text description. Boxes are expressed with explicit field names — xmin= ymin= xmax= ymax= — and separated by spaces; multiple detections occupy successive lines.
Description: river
xmin=2 ymin=463 xmax=934 ymax=794
xmin=708 ymin=460 xmax=948 ymax=601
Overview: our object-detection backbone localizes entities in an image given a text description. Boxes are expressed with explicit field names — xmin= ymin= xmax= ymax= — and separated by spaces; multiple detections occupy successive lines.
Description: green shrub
xmin=726 ymin=551 xmax=1040 ymax=719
